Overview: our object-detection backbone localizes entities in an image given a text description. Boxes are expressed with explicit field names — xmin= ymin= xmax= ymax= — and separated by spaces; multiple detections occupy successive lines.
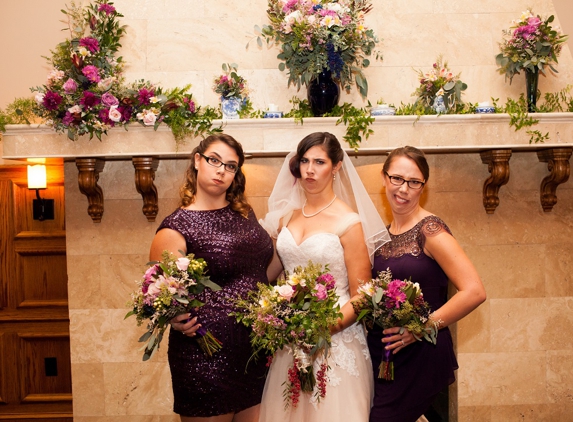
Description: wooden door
xmin=0 ymin=162 xmax=72 ymax=421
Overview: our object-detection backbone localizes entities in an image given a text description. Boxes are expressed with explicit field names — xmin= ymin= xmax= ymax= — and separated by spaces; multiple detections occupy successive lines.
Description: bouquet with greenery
xmin=496 ymin=9 xmax=569 ymax=82
xmin=213 ymin=63 xmax=249 ymax=100
xmin=30 ymin=0 xmax=219 ymax=142
xmin=353 ymin=268 xmax=438 ymax=380
xmin=125 ymin=251 xmax=222 ymax=361
xmin=256 ymin=0 xmax=380 ymax=97
xmin=234 ymin=261 xmax=342 ymax=408
xmin=413 ymin=56 xmax=467 ymax=113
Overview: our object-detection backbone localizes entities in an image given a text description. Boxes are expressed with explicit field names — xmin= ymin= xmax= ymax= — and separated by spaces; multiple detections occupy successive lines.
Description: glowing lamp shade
xmin=28 ymin=164 xmax=47 ymax=189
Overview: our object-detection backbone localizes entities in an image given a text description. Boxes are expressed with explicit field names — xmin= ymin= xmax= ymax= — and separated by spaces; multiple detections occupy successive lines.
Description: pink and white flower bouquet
xmin=413 ymin=56 xmax=467 ymax=112
xmin=353 ymin=268 xmax=438 ymax=380
xmin=496 ymin=9 xmax=569 ymax=82
xmin=125 ymin=250 xmax=222 ymax=361
xmin=256 ymin=0 xmax=380 ymax=97
xmin=234 ymin=261 xmax=342 ymax=407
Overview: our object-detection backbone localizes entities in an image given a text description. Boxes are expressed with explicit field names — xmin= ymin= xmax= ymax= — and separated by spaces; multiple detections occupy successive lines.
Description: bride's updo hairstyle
xmin=383 ymin=145 xmax=430 ymax=182
xmin=180 ymin=134 xmax=251 ymax=218
xmin=289 ymin=132 xmax=344 ymax=178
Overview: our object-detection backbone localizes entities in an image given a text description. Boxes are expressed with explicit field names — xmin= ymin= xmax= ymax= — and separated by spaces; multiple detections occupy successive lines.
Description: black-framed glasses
xmin=384 ymin=171 xmax=425 ymax=190
xmin=199 ymin=153 xmax=239 ymax=174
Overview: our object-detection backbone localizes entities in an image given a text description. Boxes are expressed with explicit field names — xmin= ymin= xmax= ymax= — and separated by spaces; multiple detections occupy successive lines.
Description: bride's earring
xmin=333 ymin=173 xmax=336 ymax=181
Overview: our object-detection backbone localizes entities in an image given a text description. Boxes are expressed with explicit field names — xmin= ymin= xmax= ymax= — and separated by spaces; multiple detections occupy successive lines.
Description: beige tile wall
xmin=66 ymin=147 xmax=573 ymax=420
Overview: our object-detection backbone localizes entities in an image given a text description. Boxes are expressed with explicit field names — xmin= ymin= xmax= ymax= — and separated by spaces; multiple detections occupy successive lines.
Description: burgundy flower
xmin=42 ymin=91 xmax=63 ymax=111
xmin=62 ymin=111 xmax=75 ymax=126
xmin=89 ymin=15 xmax=97 ymax=30
xmin=71 ymin=53 xmax=84 ymax=70
xmin=98 ymin=3 xmax=116 ymax=15
xmin=138 ymin=87 xmax=155 ymax=105
xmin=82 ymin=65 xmax=101 ymax=83
xmin=118 ymin=105 xmax=132 ymax=121
xmin=80 ymin=91 xmax=101 ymax=109
xmin=98 ymin=108 xmax=114 ymax=126
xmin=79 ymin=37 xmax=100 ymax=53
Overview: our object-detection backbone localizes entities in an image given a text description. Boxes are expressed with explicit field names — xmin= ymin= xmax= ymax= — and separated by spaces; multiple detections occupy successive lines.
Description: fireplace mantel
xmin=3 ymin=114 xmax=572 ymax=220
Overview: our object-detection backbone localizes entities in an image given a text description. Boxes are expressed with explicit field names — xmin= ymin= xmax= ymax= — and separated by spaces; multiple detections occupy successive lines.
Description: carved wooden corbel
xmin=76 ymin=158 xmax=106 ymax=223
xmin=537 ymin=148 xmax=572 ymax=212
xmin=132 ymin=157 xmax=160 ymax=222
xmin=480 ymin=149 xmax=512 ymax=214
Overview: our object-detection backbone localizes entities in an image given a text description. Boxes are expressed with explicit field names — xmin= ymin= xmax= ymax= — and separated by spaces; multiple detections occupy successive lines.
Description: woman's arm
xmin=266 ymin=237 xmax=284 ymax=283
xmin=333 ymin=222 xmax=372 ymax=334
xmin=423 ymin=230 xmax=486 ymax=328
xmin=149 ymin=228 xmax=202 ymax=336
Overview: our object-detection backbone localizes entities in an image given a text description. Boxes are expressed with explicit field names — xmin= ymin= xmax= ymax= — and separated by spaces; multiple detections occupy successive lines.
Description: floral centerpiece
xmin=496 ymin=9 xmax=568 ymax=83
xmin=30 ymin=0 xmax=219 ymax=142
xmin=125 ymin=251 xmax=222 ymax=361
xmin=257 ymin=0 xmax=380 ymax=98
xmin=213 ymin=63 xmax=249 ymax=119
xmin=413 ymin=56 xmax=467 ymax=114
xmin=234 ymin=261 xmax=342 ymax=407
xmin=352 ymin=269 xmax=439 ymax=380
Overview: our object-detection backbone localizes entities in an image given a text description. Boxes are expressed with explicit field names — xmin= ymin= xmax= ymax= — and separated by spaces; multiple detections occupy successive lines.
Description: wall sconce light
xmin=27 ymin=162 xmax=54 ymax=221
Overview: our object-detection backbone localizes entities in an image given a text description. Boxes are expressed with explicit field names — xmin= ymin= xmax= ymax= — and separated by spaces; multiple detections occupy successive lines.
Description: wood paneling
xmin=0 ymin=164 xmax=72 ymax=420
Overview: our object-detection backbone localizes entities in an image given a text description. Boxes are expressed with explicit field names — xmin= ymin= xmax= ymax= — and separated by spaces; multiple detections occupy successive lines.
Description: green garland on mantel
xmin=2 ymin=87 xmax=573 ymax=148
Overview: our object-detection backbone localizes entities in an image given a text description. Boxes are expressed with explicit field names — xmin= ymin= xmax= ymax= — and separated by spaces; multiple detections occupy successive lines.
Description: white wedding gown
xmin=259 ymin=213 xmax=373 ymax=422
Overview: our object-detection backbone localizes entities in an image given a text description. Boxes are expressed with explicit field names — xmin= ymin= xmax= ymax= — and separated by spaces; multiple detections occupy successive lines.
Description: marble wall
xmin=65 ymin=147 xmax=573 ymax=421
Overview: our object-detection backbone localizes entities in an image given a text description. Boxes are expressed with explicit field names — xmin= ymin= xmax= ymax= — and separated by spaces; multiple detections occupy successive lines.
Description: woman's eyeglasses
xmin=199 ymin=154 xmax=239 ymax=173
xmin=384 ymin=171 xmax=425 ymax=190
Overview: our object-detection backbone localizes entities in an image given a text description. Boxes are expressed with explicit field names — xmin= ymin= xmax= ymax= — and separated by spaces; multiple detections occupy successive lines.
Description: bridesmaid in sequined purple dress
xmin=149 ymin=134 xmax=273 ymax=422
xmin=368 ymin=146 xmax=486 ymax=422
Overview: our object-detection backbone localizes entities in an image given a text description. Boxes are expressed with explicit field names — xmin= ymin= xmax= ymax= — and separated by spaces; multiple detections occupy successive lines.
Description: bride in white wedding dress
xmin=259 ymin=132 xmax=390 ymax=422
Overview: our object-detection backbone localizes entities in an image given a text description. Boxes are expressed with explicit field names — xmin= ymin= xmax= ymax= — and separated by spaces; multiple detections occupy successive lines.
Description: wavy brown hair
xmin=180 ymin=134 xmax=251 ymax=218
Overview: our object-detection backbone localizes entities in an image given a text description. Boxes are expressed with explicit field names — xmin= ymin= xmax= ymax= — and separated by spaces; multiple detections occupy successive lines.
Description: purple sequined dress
xmin=368 ymin=216 xmax=459 ymax=422
xmin=157 ymin=206 xmax=273 ymax=417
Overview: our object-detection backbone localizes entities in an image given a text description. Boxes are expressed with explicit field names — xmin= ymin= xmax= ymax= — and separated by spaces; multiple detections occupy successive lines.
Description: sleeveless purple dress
xmin=368 ymin=216 xmax=459 ymax=422
xmin=157 ymin=206 xmax=273 ymax=417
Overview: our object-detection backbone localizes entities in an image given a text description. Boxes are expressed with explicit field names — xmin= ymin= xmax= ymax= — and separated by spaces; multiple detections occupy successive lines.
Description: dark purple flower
xmin=98 ymin=108 xmax=114 ymax=126
xmin=79 ymin=37 xmax=100 ymax=53
xmin=118 ymin=105 xmax=132 ymax=121
xmin=82 ymin=65 xmax=101 ymax=83
xmin=80 ymin=91 xmax=101 ymax=109
xmin=98 ymin=3 xmax=116 ymax=15
xmin=138 ymin=87 xmax=155 ymax=105
xmin=62 ymin=111 xmax=75 ymax=126
xmin=101 ymin=92 xmax=119 ymax=107
xmin=42 ymin=91 xmax=62 ymax=111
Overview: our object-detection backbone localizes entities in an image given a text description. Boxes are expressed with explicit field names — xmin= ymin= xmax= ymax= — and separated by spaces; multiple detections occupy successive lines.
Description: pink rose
xmin=275 ymin=284 xmax=295 ymax=301
xmin=313 ymin=284 xmax=328 ymax=301
xmin=108 ymin=106 xmax=122 ymax=122
xmin=63 ymin=78 xmax=78 ymax=94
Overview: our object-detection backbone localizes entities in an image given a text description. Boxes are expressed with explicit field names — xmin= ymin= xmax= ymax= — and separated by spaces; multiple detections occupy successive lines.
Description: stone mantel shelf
xmin=3 ymin=112 xmax=573 ymax=160
xmin=3 ymin=114 xmax=572 ymax=221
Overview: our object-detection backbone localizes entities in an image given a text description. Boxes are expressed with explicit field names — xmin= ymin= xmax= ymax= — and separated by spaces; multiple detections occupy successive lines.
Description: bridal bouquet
xmin=496 ymin=9 xmax=569 ymax=83
xmin=234 ymin=261 xmax=342 ymax=407
xmin=352 ymin=269 xmax=438 ymax=380
xmin=257 ymin=0 xmax=379 ymax=97
xmin=125 ymin=251 xmax=222 ymax=361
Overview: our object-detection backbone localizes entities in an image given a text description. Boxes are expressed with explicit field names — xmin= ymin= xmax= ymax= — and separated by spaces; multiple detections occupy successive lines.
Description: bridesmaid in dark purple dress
xmin=149 ymin=134 xmax=273 ymax=422
xmin=368 ymin=146 xmax=486 ymax=422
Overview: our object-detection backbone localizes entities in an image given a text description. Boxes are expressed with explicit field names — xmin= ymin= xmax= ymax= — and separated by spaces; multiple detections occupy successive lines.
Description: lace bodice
xmin=375 ymin=215 xmax=452 ymax=260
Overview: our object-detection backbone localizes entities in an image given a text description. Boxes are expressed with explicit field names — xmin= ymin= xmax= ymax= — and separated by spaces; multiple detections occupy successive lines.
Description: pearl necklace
xmin=302 ymin=195 xmax=337 ymax=218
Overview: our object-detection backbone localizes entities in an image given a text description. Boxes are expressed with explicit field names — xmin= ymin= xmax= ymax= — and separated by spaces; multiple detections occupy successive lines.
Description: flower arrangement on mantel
xmin=30 ymin=0 xmax=220 ymax=142
xmin=255 ymin=0 xmax=380 ymax=97
xmin=495 ymin=9 xmax=568 ymax=83
xmin=412 ymin=56 xmax=467 ymax=114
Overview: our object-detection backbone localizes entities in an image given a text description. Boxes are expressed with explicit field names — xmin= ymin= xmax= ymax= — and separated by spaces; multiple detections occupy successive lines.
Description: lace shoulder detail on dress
xmin=375 ymin=215 xmax=452 ymax=259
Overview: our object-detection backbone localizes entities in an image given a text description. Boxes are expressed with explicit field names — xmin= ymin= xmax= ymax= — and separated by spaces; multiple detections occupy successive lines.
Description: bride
xmin=260 ymin=132 xmax=390 ymax=422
